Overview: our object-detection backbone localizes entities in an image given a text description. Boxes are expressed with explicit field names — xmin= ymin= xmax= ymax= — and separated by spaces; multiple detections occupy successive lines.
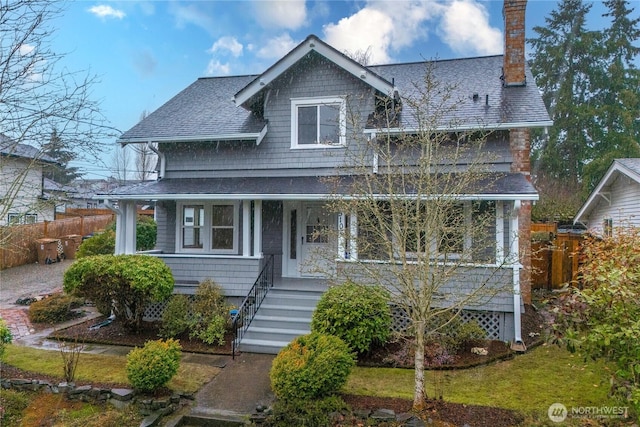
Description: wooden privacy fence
xmin=56 ymin=208 xmax=153 ymax=219
xmin=531 ymin=223 xmax=582 ymax=290
xmin=0 ymin=214 xmax=114 ymax=270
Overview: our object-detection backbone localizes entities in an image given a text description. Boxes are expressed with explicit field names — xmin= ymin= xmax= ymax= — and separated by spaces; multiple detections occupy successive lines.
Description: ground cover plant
xmin=548 ymin=226 xmax=640 ymax=415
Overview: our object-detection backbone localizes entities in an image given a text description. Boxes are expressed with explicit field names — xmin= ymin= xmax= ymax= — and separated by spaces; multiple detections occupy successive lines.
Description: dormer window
xmin=291 ymin=97 xmax=346 ymax=148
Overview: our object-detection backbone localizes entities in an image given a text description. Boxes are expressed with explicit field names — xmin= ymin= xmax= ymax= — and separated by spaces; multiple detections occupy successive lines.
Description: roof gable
xmin=574 ymin=158 xmax=640 ymax=223
xmin=233 ymin=34 xmax=395 ymax=109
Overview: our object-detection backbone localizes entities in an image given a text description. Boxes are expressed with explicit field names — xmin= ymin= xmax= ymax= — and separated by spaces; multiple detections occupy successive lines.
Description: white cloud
xmin=206 ymin=60 xmax=231 ymax=76
xmin=209 ymin=37 xmax=244 ymax=58
xmin=170 ymin=3 xmax=215 ymax=34
xmin=321 ymin=0 xmax=501 ymax=64
xmin=253 ymin=0 xmax=307 ymax=30
xmin=322 ymin=1 xmax=439 ymax=64
xmin=256 ymin=34 xmax=298 ymax=59
xmin=19 ymin=44 xmax=35 ymax=56
xmin=88 ymin=5 xmax=126 ymax=20
xmin=438 ymin=0 xmax=502 ymax=55
xmin=324 ymin=8 xmax=394 ymax=64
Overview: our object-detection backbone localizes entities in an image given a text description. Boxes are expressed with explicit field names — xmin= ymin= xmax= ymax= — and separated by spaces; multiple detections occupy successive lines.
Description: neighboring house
xmin=100 ymin=1 xmax=551 ymax=352
xmin=0 ymin=134 xmax=57 ymax=226
xmin=574 ymin=159 xmax=640 ymax=236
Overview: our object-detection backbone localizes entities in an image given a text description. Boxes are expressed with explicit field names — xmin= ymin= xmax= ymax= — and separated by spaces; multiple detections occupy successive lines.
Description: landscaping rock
xmin=111 ymin=388 xmax=135 ymax=401
xmin=140 ymin=411 xmax=162 ymax=427
xmin=371 ymin=408 xmax=396 ymax=421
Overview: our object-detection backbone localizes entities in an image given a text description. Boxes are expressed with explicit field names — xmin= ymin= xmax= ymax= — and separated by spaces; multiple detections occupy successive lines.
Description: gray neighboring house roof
xmin=0 ymin=134 xmax=56 ymax=163
xmin=101 ymin=172 xmax=537 ymax=201
xmin=117 ymin=35 xmax=551 ymax=145
xmin=574 ymin=158 xmax=640 ymax=224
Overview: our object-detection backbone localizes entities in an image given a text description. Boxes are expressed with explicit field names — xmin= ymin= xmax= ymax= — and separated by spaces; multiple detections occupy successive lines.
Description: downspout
xmin=511 ymin=199 xmax=526 ymax=352
xmin=147 ymin=141 xmax=165 ymax=179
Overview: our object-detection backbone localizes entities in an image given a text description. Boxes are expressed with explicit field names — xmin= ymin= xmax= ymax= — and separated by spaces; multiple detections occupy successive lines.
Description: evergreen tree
xmin=582 ymin=0 xmax=640 ymax=190
xmin=42 ymin=129 xmax=82 ymax=185
xmin=529 ymin=0 xmax=600 ymax=189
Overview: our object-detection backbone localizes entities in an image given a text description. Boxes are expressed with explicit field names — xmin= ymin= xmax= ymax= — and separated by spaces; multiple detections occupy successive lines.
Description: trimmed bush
xmin=159 ymin=294 xmax=192 ymax=338
xmin=311 ymin=281 xmax=391 ymax=354
xmin=64 ymin=254 xmax=174 ymax=331
xmin=28 ymin=293 xmax=84 ymax=323
xmin=76 ymin=230 xmax=115 ymax=259
xmin=0 ymin=319 xmax=13 ymax=360
xmin=189 ymin=279 xmax=230 ymax=345
xmin=126 ymin=339 xmax=181 ymax=393
xmin=270 ymin=332 xmax=354 ymax=401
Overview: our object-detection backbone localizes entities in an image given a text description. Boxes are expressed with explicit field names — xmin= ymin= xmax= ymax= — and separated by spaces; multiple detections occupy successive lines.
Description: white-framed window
xmin=291 ymin=97 xmax=346 ymax=148
xmin=7 ymin=213 xmax=38 ymax=225
xmin=177 ymin=202 xmax=239 ymax=254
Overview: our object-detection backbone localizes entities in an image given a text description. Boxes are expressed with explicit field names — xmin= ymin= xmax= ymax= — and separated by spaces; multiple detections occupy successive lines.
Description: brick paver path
xmin=0 ymin=308 xmax=35 ymax=340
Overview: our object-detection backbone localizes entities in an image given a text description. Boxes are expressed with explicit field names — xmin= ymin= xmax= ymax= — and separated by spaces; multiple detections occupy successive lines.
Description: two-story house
xmin=0 ymin=134 xmax=57 ymax=226
xmin=101 ymin=0 xmax=551 ymax=353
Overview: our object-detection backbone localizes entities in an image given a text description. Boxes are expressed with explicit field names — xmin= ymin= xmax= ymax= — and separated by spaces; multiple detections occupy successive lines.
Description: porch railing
xmin=231 ymin=254 xmax=274 ymax=359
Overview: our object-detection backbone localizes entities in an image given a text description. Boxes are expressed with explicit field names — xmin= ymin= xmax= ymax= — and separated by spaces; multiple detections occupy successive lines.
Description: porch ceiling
xmin=98 ymin=173 xmax=538 ymax=201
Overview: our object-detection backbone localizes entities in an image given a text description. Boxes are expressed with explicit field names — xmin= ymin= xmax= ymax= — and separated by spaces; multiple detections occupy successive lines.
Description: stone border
xmin=0 ymin=378 xmax=195 ymax=427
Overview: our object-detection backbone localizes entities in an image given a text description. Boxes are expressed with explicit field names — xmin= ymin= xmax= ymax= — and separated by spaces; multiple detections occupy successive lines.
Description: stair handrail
xmin=231 ymin=254 xmax=274 ymax=359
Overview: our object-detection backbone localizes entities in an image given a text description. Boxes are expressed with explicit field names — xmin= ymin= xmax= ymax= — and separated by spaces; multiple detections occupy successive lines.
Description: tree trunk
xmin=413 ymin=323 xmax=427 ymax=410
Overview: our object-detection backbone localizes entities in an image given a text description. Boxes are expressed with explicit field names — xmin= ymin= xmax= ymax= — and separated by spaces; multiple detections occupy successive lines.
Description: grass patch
xmin=2 ymin=344 xmax=220 ymax=393
xmin=345 ymin=344 xmax=618 ymax=415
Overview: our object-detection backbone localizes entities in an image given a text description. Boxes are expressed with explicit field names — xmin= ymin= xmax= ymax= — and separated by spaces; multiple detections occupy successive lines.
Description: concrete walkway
xmin=0 ymin=261 xmax=275 ymax=422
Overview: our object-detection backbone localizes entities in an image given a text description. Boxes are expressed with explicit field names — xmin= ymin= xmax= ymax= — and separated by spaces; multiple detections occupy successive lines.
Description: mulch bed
xmin=11 ymin=304 xmax=546 ymax=426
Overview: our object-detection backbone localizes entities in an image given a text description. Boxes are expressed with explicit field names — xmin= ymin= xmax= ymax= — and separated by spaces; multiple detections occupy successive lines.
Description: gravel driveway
xmin=0 ymin=260 xmax=72 ymax=308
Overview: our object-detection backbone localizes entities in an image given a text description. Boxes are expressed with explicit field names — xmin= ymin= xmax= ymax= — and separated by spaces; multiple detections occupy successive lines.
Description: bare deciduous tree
xmin=323 ymin=65 xmax=514 ymax=410
xmin=1 ymin=0 xmax=112 ymax=228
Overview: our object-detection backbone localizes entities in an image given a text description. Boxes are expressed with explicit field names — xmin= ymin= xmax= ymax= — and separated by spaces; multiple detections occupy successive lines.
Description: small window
xmin=603 ymin=218 xmax=613 ymax=237
xmin=291 ymin=97 xmax=345 ymax=148
xmin=7 ymin=213 xmax=20 ymax=225
xmin=24 ymin=214 xmax=37 ymax=224
xmin=182 ymin=205 xmax=204 ymax=249
xmin=211 ymin=204 xmax=234 ymax=250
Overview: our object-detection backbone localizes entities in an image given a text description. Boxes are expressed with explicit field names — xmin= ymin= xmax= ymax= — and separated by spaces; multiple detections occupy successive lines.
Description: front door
xmin=283 ymin=202 xmax=335 ymax=278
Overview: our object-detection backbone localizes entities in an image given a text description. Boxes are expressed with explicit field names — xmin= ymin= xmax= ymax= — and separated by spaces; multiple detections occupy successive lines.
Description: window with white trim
xmin=178 ymin=202 xmax=239 ymax=253
xmin=291 ymin=97 xmax=345 ymax=148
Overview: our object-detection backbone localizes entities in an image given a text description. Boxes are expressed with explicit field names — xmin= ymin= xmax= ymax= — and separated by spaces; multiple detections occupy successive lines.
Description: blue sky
xmin=50 ymin=1 xmax=630 ymax=179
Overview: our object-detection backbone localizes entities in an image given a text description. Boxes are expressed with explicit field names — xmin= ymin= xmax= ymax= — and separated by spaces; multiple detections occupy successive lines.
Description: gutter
xmin=146 ymin=141 xmax=165 ymax=179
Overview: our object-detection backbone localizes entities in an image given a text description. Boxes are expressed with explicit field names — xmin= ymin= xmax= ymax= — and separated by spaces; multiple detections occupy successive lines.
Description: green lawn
xmin=345 ymin=344 xmax=618 ymax=415
xmin=2 ymin=344 xmax=219 ymax=393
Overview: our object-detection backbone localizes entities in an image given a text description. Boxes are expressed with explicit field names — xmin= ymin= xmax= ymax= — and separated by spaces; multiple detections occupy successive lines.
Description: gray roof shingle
xmin=0 ymin=134 xmax=56 ymax=163
xmin=101 ymin=173 xmax=537 ymax=200
xmin=118 ymin=38 xmax=551 ymax=144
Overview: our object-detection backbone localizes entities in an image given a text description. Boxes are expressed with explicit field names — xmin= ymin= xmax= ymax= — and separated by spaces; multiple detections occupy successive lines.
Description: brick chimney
xmin=503 ymin=0 xmax=527 ymax=87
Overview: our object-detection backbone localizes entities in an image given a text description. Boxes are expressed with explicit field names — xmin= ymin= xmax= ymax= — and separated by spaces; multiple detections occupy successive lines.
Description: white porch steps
xmin=238 ymin=286 xmax=324 ymax=354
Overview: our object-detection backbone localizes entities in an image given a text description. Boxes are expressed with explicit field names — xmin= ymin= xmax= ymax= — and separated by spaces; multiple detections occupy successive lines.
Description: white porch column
xmin=338 ymin=213 xmax=346 ymax=260
xmin=495 ymin=201 xmax=505 ymax=264
xmin=349 ymin=211 xmax=358 ymax=260
xmin=123 ymin=201 xmax=137 ymax=254
xmin=510 ymin=200 xmax=524 ymax=348
xmin=243 ymin=200 xmax=251 ymax=257
xmin=253 ymin=200 xmax=262 ymax=257
xmin=111 ymin=200 xmax=137 ymax=255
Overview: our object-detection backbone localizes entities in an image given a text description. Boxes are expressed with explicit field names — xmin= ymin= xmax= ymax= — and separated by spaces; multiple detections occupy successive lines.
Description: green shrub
xmin=435 ymin=317 xmax=487 ymax=353
xmin=0 ymin=319 xmax=13 ymax=360
xmin=264 ymin=395 xmax=349 ymax=427
xmin=126 ymin=339 xmax=181 ymax=393
xmin=311 ymin=281 xmax=391 ymax=354
xmin=189 ymin=279 xmax=230 ymax=345
xmin=76 ymin=230 xmax=115 ymax=259
xmin=159 ymin=294 xmax=192 ymax=338
xmin=64 ymin=255 xmax=174 ymax=331
xmin=549 ymin=227 xmax=640 ymax=416
xmin=28 ymin=293 xmax=84 ymax=323
xmin=135 ymin=216 xmax=157 ymax=251
xmin=270 ymin=332 xmax=355 ymax=401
